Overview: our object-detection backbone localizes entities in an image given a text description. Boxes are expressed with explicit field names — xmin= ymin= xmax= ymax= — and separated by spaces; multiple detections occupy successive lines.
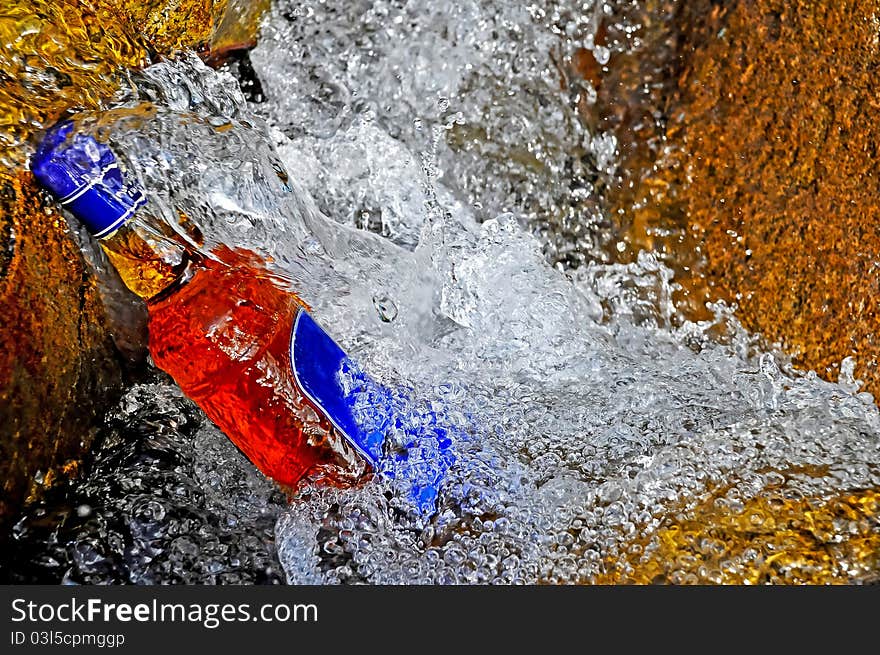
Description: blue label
xmin=290 ymin=309 xmax=388 ymax=466
xmin=290 ymin=309 xmax=459 ymax=516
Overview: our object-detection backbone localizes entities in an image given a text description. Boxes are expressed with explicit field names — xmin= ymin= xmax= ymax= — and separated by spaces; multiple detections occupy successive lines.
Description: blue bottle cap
xmin=31 ymin=121 xmax=147 ymax=238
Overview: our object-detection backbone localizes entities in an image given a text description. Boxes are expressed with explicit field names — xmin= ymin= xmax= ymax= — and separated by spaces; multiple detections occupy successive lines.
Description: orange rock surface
xmin=613 ymin=0 xmax=880 ymax=393
xmin=596 ymin=480 xmax=880 ymax=585
xmin=0 ymin=173 xmax=134 ymax=526
xmin=677 ymin=0 xmax=880 ymax=392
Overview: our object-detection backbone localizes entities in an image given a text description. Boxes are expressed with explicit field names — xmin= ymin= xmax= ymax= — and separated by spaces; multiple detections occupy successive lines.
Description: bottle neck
xmin=99 ymin=218 xmax=194 ymax=302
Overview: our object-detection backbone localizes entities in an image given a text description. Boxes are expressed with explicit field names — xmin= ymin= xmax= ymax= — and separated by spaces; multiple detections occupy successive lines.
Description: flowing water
xmin=5 ymin=0 xmax=880 ymax=584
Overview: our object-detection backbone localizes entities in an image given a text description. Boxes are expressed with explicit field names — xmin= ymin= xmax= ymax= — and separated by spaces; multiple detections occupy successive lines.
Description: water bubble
xmin=592 ymin=45 xmax=611 ymax=66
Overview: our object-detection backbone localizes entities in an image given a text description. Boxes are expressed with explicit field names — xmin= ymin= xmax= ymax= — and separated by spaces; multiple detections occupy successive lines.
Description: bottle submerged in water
xmin=32 ymin=120 xmax=454 ymax=514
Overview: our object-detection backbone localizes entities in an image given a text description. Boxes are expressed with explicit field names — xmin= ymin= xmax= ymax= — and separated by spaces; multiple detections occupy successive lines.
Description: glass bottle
xmin=31 ymin=121 xmax=390 ymax=490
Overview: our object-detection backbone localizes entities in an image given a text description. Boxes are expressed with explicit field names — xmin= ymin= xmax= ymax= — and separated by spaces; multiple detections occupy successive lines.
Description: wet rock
xmin=0 ymin=0 xmax=148 ymax=164
xmin=605 ymin=0 xmax=880 ymax=396
xmin=674 ymin=0 xmax=880 ymax=395
xmin=0 ymin=0 xmax=270 ymax=164
xmin=113 ymin=0 xmax=271 ymax=63
xmin=596 ymin=474 xmax=880 ymax=585
xmin=550 ymin=1 xmax=714 ymax=317
xmin=0 ymin=375 xmax=286 ymax=584
xmin=0 ymin=172 xmax=145 ymax=535
xmin=208 ymin=0 xmax=273 ymax=63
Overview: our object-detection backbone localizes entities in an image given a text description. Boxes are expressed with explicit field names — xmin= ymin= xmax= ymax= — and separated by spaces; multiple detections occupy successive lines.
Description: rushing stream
xmin=5 ymin=0 xmax=880 ymax=584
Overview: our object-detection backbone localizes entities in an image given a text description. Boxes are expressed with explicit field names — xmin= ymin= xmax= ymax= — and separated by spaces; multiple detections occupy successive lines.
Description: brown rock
xmin=606 ymin=0 xmax=880 ymax=394
xmin=560 ymin=2 xmax=880 ymax=583
xmin=112 ymin=0 xmax=228 ymax=55
xmin=595 ymin=479 xmax=880 ymax=585
xmin=209 ymin=0 xmax=273 ymax=61
xmin=678 ymin=0 xmax=880 ymax=391
xmin=0 ymin=172 xmax=146 ymax=531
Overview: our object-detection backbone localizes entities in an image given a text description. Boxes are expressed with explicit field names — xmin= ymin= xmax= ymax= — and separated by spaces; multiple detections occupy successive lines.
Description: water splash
xmin=249 ymin=0 xmax=643 ymax=261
